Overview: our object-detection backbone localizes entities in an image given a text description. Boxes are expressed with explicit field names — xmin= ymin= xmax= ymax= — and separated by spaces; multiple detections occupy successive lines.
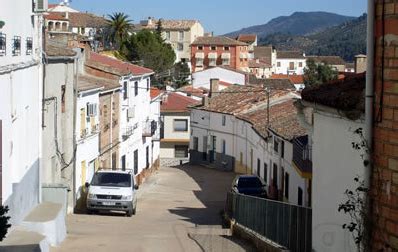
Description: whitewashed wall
xmin=275 ymin=59 xmax=306 ymax=75
xmin=192 ymin=67 xmax=245 ymax=89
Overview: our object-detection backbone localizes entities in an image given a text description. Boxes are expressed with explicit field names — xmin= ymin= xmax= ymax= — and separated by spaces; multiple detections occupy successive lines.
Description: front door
xmin=202 ymin=136 xmax=207 ymax=161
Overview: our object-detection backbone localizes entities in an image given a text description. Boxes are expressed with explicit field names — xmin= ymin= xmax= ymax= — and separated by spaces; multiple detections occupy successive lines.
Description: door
xmin=121 ymin=155 xmax=126 ymax=171
xmin=81 ymin=160 xmax=87 ymax=188
xmin=257 ymin=159 xmax=260 ymax=177
xmin=134 ymin=150 xmax=138 ymax=175
xmin=298 ymin=187 xmax=303 ymax=206
xmin=202 ymin=136 xmax=207 ymax=161
xmin=210 ymin=136 xmax=216 ymax=163
xmin=112 ymin=152 xmax=117 ymax=170
xmin=146 ymin=146 xmax=149 ymax=169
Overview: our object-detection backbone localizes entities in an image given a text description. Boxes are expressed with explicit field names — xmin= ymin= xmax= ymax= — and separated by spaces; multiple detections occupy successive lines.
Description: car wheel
xmin=132 ymin=205 xmax=136 ymax=215
xmin=126 ymin=209 xmax=133 ymax=217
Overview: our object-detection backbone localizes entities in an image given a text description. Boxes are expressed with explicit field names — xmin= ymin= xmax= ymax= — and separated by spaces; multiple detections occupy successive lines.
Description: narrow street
xmin=52 ymin=165 xmax=255 ymax=252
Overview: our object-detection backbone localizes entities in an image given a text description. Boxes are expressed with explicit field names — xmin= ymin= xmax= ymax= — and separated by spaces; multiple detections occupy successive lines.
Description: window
xmin=61 ymin=85 xmax=66 ymax=113
xmin=289 ymin=62 xmax=295 ymax=70
xmin=198 ymin=46 xmax=203 ymax=50
xmin=240 ymin=152 xmax=243 ymax=165
xmin=12 ymin=36 xmax=21 ymax=56
xmin=222 ymin=140 xmax=226 ymax=155
xmin=298 ymin=187 xmax=303 ymax=206
xmin=281 ymin=141 xmax=285 ymax=158
xmin=134 ymin=81 xmax=138 ymax=96
xmin=177 ymin=43 xmax=183 ymax=51
xmin=134 ymin=150 xmax=138 ymax=174
xmin=209 ymin=58 xmax=216 ymax=67
xmin=264 ymin=163 xmax=268 ymax=183
xmin=146 ymin=78 xmax=150 ymax=91
xmin=175 ymin=145 xmax=188 ymax=158
xmin=121 ymin=155 xmax=126 ymax=171
xmin=165 ymin=31 xmax=170 ymax=40
xmin=224 ymin=46 xmax=229 ymax=51
xmin=193 ymin=137 xmax=199 ymax=151
xmin=123 ymin=81 xmax=128 ymax=100
xmin=222 ymin=58 xmax=230 ymax=66
xmin=257 ymin=159 xmax=261 ymax=177
xmin=211 ymin=46 xmax=216 ymax=50
xmin=196 ymin=58 xmax=204 ymax=66
xmin=81 ymin=27 xmax=86 ymax=35
xmin=274 ymin=138 xmax=279 ymax=153
xmin=26 ymin=37 xmax=33 ymax=55
xmin=179 ymin=31 xmax=184 ymax=41
xmin=0 ymin=33 xmax=5 ymax=56
xmin=299 ymin=62 xmax=303 ymax=68
xmin=273 ymin=163 xmax=278 ymax=187
xmin=277 ymin=62 xmax=281 ymax=67
xmin=222 ymin=115 xmax=226 ymax=126
xmin=284 ymin=173 xmax=289 ymax=199
xmin=86 ymin=103 xmax=97 ymax=117
xmin=174 ymin=119 xmax=188 ymax=131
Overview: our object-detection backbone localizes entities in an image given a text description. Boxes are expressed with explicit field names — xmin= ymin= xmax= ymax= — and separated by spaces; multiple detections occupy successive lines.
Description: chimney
xmin=209 ymin=78 xmax=219 ymax=98
xmin=354 ymin=55 xmax=367 ymax=74
xmin=202 ymin=96 xmax=209 ymax=106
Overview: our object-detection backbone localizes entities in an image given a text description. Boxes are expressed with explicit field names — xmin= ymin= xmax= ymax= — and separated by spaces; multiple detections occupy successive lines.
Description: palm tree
xmin=107 ymin=12 xmax=133 ymax=49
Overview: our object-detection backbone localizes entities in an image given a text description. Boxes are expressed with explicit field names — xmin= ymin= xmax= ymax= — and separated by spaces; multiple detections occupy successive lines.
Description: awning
xmin=195 ymin=52 xmax=204 ymax=59
xmin=221 ymin=53 xmax=230 ymax=59
xmin=240 ymin=53 xmax=248 ymax=59
xmin=208 ymin=52 xmax=218 ymax=59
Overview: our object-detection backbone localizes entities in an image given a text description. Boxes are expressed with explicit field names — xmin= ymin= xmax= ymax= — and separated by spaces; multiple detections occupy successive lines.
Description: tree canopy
xmin=107 ymin=12 xmax=133 ymax=50
xmin=304 ymin=59 xmax=338 ymax=87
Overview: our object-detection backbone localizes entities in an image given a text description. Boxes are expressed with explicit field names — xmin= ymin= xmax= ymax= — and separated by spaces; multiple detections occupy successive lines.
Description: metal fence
xmin=225 ymin=192 xmax=312 ymax=252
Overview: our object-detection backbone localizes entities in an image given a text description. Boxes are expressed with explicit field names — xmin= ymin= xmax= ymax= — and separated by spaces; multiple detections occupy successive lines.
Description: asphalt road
xmin=52 ymin=165 xmax=256 ymax=252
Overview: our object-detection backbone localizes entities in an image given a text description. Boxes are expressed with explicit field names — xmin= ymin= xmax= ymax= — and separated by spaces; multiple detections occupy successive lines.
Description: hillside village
xmin=0 ymin=0 xmax=397 ymax=252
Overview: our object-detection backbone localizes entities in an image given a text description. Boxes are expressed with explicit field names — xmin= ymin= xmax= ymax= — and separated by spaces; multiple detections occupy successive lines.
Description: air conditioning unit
xmin=34 ymin=0 xmax=48 ymax=12
xmin=127 ymin=107 xmax=135 ymax=119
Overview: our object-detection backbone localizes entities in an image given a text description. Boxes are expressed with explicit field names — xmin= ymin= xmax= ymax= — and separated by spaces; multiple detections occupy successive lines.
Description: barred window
xmin=26 ymin=37 xmax=33 ymax=55
xmin=12 ymin=36 xmax=21 ymax=56
xmin=0 ymin=33 xmax=5 ymax=56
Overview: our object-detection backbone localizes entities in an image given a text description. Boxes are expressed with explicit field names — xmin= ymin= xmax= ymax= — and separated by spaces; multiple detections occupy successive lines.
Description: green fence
xmin=225 ymin=192 xmax=312 ymax=252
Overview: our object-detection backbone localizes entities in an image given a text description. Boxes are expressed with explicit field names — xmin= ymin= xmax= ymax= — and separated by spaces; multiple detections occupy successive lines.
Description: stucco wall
xmin=192 ymin=67 xmax=246 ymax=89
xmin=311 ymin=111 xmax=364 ymax=252
xmin=275 ymin=59 xmax=306 ymax=75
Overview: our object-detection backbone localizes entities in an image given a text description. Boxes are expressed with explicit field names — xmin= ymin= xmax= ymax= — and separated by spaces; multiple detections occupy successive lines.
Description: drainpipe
xmin=72 ymin=56 xmax=78 ymax=211
xmin=365 ymin=0 xmax=375 ymax=187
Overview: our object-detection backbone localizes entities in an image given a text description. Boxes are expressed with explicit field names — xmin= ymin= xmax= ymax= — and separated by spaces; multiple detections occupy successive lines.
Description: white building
xmin=192 ymin=66 xmax=248 ymax=90
xmin=190 ymin=85 xmax=311 ymax=206
xmin=276 ymin=51 xmax=307 ymax=75
xmin=0 ymin=0 xmax=44 ymax=225
xmin=86 ymin=52 xmax=157 ymax=184
xmin=159 ymin=92 xmax=198 ymax=166
xmin=75 ymin=75 xmax=102 ymax=209
xmin=298 ymin=73 xmax=366 ymax=251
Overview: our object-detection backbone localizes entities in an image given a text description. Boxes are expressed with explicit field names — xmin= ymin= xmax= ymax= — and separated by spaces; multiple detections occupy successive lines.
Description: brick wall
xmin=373 ymin=1 xmax=398 ymax=250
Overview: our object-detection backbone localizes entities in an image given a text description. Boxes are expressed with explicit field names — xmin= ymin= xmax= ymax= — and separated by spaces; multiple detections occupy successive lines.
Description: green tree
xmin=304 ymin=59 xmax=338 ymax=87
xmin=122 ymin=29 xmax=176 ymax=75
xmin=173 ymin=62 xmax=191 ymax=89
xmin=156 ymin=19 xmax=163 ymax=39
xmin=107 ymin=12 xmax=133 ymax=50
xmin=0 ymin=206 xmax=11 ymax=241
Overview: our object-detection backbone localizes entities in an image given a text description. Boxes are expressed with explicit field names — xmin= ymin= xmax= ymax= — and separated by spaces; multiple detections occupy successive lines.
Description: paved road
xmin=52 ymin=165 xmax=255 ymax=252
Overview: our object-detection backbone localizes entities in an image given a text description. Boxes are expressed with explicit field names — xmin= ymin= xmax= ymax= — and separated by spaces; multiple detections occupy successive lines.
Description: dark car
xmin=231 ymin=175 xmax=267 ymax=198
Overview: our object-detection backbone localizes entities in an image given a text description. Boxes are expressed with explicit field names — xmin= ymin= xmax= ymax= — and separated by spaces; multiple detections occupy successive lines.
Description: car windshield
xmin=238 ymin=177 xmax=263 ymax=188
xmin=91 ymin=173 xmax=131 ymax=187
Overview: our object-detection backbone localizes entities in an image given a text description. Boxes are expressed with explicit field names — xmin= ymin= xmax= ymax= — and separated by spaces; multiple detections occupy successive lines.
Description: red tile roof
xmin=161 ymin=92 xmax=199 ymax=112
xmin=219 ymin=81 xmax=233 ymax=87
xmin=150 ymin=88 xmax=163 ymax=99
xmin=45 ymin=12 xmax=68 ymax=21
xmin=237 ymin=34 xmax=257 ymax=43
xmin=48 ymin=4 xmax=58 ymax=8
xmin=89 ymin=52 xmax=154 ymax=76
xmin=178 ymin=85 xmax=208 ymax=97
xmin=271 ymin=74 xmax=304 ymax=84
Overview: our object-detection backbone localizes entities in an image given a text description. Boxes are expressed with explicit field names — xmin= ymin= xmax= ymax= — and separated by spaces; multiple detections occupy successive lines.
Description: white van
xmin=85 ymin=169 xmax=138 ymax=217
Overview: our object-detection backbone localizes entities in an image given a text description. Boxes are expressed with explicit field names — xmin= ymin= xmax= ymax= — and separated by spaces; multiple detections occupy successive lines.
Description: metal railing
xmin=292 ymin=136 xmax=312 ymax=174
xmin=225 ymin=192 xmax=312 ymax=252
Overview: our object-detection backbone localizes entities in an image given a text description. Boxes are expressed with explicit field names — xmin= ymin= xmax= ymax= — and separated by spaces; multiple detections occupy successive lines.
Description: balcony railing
xmin=122 ymin=126 xmax=134 ymax=141
xmin=292 ymin=136 xmax=312 ymax=175
xmin=142 ymin=120 xmax=157 ymax=137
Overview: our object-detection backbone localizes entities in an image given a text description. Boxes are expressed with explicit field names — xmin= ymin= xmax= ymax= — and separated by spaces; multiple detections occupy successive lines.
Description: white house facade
xmin=192 ymin=66 xmax=247 ymax=90
xmin=275 ymin=51 xmax=307 ymax=75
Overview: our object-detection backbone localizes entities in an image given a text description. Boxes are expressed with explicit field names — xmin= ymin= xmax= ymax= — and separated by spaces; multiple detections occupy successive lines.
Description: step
xmin=20 ymin=202 xmax=66 ymax=247
xmin=0 ymin=228 xmax=49 ymax=252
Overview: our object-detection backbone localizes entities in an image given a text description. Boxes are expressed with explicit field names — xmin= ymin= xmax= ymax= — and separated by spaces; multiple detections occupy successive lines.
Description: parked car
xmin=231 ymin=175 xmax=267 ymax=198
xmin=85 ymin=169 xmax=138 ymax=217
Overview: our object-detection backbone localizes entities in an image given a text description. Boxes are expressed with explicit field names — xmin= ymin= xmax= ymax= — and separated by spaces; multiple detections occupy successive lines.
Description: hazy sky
xmin=52 ymin=0 xmax=367 ymax=35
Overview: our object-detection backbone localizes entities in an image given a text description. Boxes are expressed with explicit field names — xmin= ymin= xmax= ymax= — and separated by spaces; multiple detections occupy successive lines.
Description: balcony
xmin=142 ymin=120 xmax=157 ymax=137
xmin=122 ymin=126 xmax=134 ymax=141
xmin=292 ymin=136 xmax=312 ymax=176
xmin=91 ymin=124 xmax=99 ymax=134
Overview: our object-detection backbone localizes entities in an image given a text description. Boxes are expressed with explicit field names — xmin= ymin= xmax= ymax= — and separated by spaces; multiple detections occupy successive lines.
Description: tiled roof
xmin=239 ymin=99 xmax=307 ymax=141
xmin=178 ymin=85 xmax=208 ymax=97
xmin=78 ymin=74 xmax=120 ymax=92
xmin=251 ymin=78 xmax=296 ymax=90
xmin=192 ymin=36 xmax=247 ymax=46
xmin=306 ymin=56 xmax=346 ymax=65
xmin=134 ymin=19 xmax=198 ymax=30
xmin=48 ymin=4 xmax=58 ymax=8
xmin=88 ymin=52 xmax=154 ymax=76
xmin=248 ymin=60 xmax=271 ymax=68
xmin=69 ymin=12 xmax=108 ymax=28
xmin=150 ymin=88 xmax=163 ymax=99
xmin=161 ymin=92 xmax=199 ymax=112
xmin=271 ymin=74 xmax=304 ymax=84
xmin=277 ymin=51 xmax=305 ymax=59
xmin=219 ymin=81 xmax=233 ymax=87
xmin=237 ymin=34 xmax=257 ymax=43
xmin=45 ymin=44 xmax=76 ymax=57
xmin=301 ymin=73 xmax=365 ymax=112
xmin=253 ymin=46 xmax=273 ymax=65
xmin=45 ymin=12 xmax=69 ymax=21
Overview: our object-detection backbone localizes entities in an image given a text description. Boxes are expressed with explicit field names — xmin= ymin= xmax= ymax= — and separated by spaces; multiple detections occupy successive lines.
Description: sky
xmin=51 ymin=0 xmax=367 ymax=35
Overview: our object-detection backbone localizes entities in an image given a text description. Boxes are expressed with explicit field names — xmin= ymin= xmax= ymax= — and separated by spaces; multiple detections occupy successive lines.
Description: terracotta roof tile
xmin=69 ymin=12 xmax=108 ymax=28
xmin=45 ymin=12 xmax=68 ymax=21
xmin=88 ymin=52 xmax=154 ymax=76
xmin=253 ymin=46 xmax=273 ymax=65
xmin=134 ymin=19 xmax=198 ymax=31
xmin=271 ymin=74 xmax=304 ymax=84
xmin=277 ymin=51 xmax=305 ymax=59
xmin=237 ymin=34 xmax=257 ymax=43
xmin=150 ymin=88 xmax=163 ymax=99
xmin=301 ymin=73 xmax=365 ymax=112
xmin=178 ymin=85 xmax=208 ymax=97
xmin=161 ymin=92 xmax=199 ymax=112
xmin=192 ymin=36 xmax=247 ymax=46
xmin=306 ymin=56 xmax=346 ymax=65
xmin=78 ymin=74 xmax=120 ymax=92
